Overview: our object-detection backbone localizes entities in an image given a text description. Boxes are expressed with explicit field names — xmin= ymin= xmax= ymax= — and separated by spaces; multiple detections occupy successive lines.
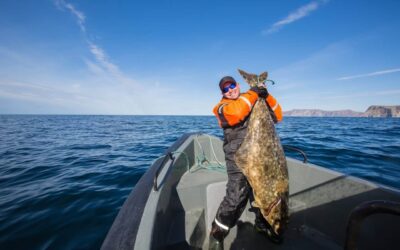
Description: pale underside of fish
xmin=235 ymin=69 xmax=289 ymax=236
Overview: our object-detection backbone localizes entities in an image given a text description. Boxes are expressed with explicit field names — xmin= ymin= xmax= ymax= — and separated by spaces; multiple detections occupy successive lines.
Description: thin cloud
xmin=54 ymin=0 xmax=136 ymax=88
xmin=55 ymin=0 xmax=85 ymax=32
xmin=0 ymin=81 xmax=53 ymax=92
xmin=320 ymin=89 xmax=400 ymax=99
xmin=337 ymin=68 xmax=400 ymax=80
xmin=264 ymin=0 xmax=328 ymax=34
xmin=0 ymin=80 xmax=91 ymax=104
xmin=87 ymin=42 xmax=122 ymax=78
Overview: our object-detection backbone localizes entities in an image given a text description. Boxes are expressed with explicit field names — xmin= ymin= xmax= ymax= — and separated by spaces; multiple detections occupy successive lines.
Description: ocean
xmin=0 ymin=115 xmax=399 ymax=249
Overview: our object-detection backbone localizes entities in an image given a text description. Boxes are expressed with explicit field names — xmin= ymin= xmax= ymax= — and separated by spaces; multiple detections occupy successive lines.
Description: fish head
xmin=238 ymin=69 xmax=268 ymax=88
xmin=266 ymin=201 xmax=288 ymax=236
xmin=262 ymin=189 xmax=289 ymax=236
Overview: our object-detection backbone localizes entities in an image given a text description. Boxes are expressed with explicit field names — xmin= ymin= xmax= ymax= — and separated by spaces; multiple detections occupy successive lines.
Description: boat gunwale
xmin=101 ymin=133 xmax=197 ymax=250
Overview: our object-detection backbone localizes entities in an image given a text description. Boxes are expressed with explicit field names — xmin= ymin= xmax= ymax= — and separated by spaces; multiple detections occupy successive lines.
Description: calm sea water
xmin=0 ymin=115 xmax=399 ymax=249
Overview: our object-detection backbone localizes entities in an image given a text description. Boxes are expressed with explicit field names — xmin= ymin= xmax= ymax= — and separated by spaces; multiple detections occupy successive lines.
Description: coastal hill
xmin=284 ymin=105 xmax=400 ymax=118
xmin=365 ymin=105 xmax=400 ymax=117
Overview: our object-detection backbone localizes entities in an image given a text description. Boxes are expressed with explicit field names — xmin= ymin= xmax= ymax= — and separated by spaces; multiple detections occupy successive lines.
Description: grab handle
xmin=344 ymin=200 xmax=400 ymax=250
xmin=153 ymin=152 xmax=174 ymax=191
xmin=283 ymin=145 xmax=308 ymax=163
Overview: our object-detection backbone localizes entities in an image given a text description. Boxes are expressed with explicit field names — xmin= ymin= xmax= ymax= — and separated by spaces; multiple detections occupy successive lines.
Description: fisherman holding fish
xmin=210 ymin=72 xmax=285 ymax=249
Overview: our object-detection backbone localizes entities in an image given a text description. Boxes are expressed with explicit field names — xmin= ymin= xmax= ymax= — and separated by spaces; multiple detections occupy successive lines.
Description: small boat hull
xmin=102 ymin=133 xmax=400 ymax=250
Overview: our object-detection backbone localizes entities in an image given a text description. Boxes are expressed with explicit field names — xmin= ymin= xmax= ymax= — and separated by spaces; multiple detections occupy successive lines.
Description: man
xmin=209 ymin=75 xmax=283 ymax=249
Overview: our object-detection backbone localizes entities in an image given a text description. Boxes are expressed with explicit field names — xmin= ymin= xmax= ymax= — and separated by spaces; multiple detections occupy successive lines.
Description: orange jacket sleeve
xmin=266 ymin=94 xmax=283 ymax=122
xmin=213 ymin=90 xmax=258 ymax=128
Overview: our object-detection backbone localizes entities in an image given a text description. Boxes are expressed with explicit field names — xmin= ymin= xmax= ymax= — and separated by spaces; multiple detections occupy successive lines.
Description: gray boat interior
xmin=103 ymin=134 xmax=400 ymax=250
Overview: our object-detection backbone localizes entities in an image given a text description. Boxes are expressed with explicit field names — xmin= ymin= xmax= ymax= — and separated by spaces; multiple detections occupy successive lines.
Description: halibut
xmin=235 ymin=69 xmax=289 ymax=236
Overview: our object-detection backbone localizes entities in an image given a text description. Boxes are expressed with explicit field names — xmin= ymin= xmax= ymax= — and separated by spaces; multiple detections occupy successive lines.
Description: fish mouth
xmin=265 ymin=197 xmax=282 ymax=216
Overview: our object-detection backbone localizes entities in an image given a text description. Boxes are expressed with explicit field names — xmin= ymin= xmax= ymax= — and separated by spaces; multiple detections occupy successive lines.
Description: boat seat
xmin=176 ymin=168 xmax=227 ymax=212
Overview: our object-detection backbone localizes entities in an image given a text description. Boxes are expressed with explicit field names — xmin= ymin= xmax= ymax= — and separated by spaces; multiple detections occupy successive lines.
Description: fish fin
xmin=238 ymin=69 xmax=270 ymax=87
xmin=258 ymin=72 xmax=268 ymax=84
xmin=238 ymin=69 xmax=258 ymax=87
xmin=237 ymin=69 xmax=250 ymax=83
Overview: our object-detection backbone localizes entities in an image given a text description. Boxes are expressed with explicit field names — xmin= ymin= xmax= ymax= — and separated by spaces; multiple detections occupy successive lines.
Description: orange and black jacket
xmin=213 ymin=90 xmax=283 ymax=128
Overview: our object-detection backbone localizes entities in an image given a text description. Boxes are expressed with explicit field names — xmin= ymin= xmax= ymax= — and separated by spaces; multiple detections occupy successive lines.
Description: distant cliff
xmin=284 ymin=105 xmax=400 ymax=117
xmin=365 ymin=105 xmax=400 ymax=117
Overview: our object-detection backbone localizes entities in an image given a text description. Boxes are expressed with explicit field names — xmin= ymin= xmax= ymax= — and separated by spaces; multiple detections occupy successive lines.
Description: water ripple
xmin=0 ymin=115 xmax=399 ymax=249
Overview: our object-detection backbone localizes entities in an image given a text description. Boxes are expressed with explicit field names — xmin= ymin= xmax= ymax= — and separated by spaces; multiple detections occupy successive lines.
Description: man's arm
xmin=213 ymin=91 xmax=258 ymax=128
xmin=266 ymin=94 xmax=283 ymax=122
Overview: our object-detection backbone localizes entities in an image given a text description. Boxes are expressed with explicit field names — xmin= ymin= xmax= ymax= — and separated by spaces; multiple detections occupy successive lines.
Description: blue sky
xmin=0 ymin=0 xmax=399 ymax=115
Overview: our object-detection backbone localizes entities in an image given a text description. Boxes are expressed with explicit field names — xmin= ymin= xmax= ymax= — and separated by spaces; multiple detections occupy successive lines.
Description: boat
xmin=101 ymin=133 xmax=400 ymax=250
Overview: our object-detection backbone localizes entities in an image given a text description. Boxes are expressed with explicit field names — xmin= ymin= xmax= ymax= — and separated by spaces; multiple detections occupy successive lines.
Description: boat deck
xmin=176 ymin=167 xmax=342 ymax=250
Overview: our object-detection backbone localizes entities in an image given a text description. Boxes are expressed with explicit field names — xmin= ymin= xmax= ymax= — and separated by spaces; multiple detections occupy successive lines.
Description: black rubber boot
xmin=254 ymin=211 xmax=283 ymax=244
xmin=209 ymin=222 xmax=229 ymax=250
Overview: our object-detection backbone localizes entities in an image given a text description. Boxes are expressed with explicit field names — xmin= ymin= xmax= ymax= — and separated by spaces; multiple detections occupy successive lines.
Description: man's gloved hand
xmin=250 ymin=86 xmax=269 ymax=98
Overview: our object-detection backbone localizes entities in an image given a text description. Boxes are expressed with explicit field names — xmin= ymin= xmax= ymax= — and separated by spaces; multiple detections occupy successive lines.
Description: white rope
xmin=206 ymin=134 xmax=225 ymax=167
xmin=190 ymin=134 xmax=226 ymax=173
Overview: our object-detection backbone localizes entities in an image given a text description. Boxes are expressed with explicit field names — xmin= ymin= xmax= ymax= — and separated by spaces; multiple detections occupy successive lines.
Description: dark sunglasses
xmin=222 ymin=83 xmax=237 ymax=93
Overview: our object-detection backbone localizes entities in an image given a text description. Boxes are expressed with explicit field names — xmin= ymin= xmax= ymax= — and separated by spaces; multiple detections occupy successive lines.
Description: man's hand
xmin=250 ymin=86 xmax=269 ymax=98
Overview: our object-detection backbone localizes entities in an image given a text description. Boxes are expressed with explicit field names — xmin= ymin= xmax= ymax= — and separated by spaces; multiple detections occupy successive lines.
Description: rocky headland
xmin=284 ymin=105 xmax=400 ymax=118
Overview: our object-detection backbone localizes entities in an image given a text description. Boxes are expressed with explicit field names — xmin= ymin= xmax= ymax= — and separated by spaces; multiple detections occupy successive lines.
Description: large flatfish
xmin=235 ymin=69 xmax=289 ymax=236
